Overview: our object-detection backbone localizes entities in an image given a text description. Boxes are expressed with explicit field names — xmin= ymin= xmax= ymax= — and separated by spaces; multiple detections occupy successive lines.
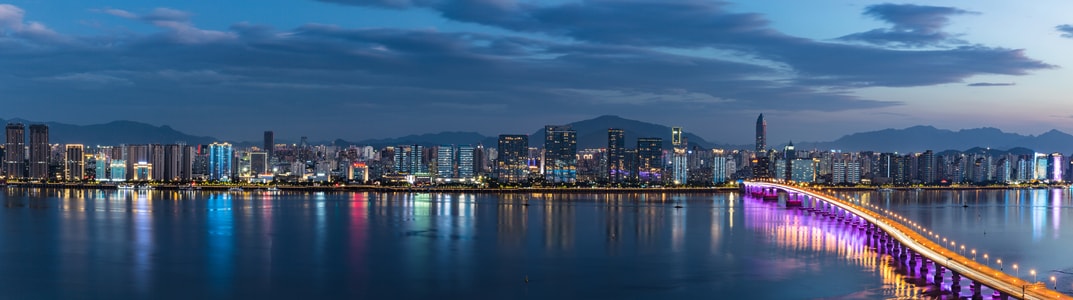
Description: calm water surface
xmin=0 ymin=187 xmax=1070 ymax=299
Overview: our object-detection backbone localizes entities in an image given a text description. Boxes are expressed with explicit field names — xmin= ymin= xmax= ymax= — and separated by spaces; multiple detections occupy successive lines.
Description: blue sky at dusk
xmin=1 ymin=0 xmax=1071 ymax=144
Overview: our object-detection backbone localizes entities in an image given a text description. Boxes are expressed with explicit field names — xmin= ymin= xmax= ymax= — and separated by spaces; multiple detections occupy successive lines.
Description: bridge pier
xmin=932 ymin=261 xmax=944 ymax=285
xmin=994 ymin=290 xmax=1010 ymax=300
xmin=951 ymin=272 xmax=962 ymax=296
xmin=970 ymin=280 xmax=983 ymax=300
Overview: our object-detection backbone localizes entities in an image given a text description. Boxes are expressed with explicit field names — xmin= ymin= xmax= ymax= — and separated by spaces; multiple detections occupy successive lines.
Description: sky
xmin=1 ymin=0 xmax=1071 ymax=144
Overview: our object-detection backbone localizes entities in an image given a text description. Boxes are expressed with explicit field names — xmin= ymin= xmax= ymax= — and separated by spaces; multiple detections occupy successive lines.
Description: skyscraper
xmin=436 ymin=145 xmax=455 ymax=181
xmin=543 ymin=125 xmax=577 ymax=184
xmin=636 ymin=138 xmax=662 ymax=183
xmin=65 ymin=144 xmax=84 ymax=181
xmin=497 ymin=135 xmax=528 ymax=183
xmin=607 ymin=128 xmax=625 ymax=183
xmin=3 ymin=123 xmax=25 ymax=178
xmin=28 ymin=124 xmax=49 ymax=179
xmin=671 ymin=127 xmax=687 ymax=184
xmin=457 ymin=145 xmax=475 ymax=180
xmin=756 ymin=114 xmax=766 ymax=153
xmin=264 ymin=131 xmax=274 ymax=158
xmin=208 ymin=142 xmax=233 ymax=182
xmin=784 ymin=141 xmax=795 ymax=181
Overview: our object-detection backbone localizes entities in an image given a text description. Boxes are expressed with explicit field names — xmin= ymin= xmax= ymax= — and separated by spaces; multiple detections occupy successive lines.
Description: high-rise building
xmin=1049 ymin=153 xmax=1064 ymax=182
xmin=636 ymin=138 xmax=662 ymax=183
xmin=671 ymin=127 xmax=687 ymax=185
xmin=543 ymin=125 xmax=577 ymax=184
xmin=712 ymin=155 xmax=728 ymax=184
xmin=436 ymin=145 xmax=455 ymax=181
xmin=496 ymin=135 xmax=528 ymax=183
xmin=393 ymin=145 xmax=425 ymax=174
xmin=250 ymin=152 xmax=268 ymax=175
xmin=181 ymin=145 xmax=195 ymax=181
xmin=64 ymin=144 xmax=84 ymax=181
xmin=607 ymin=128 xmax=625 ymax=183
xmin=4 ymin=123 xmax=25 ymax=178
xmin=457 ymin=145 xmax=475 ymax=180
xmin=110 ymin=159 xmax=127 ymax=181
xmin=163 ymin=144 xmax=183 ymax=181
xmin=28 ymin=124 xmax=48 ymax=179
xmin=756 ymin=114 xmax=766 ymax=153
xmin=125 ymin=144 xmax=148 ymax=181
xmin=264 ymin=131 xmax=274 ymax=158
xmin=791 ymin=158 xmax=816 ymax=182
xmin=149 ymin=144 xmax=165 ymax=181
xmin=208 ymin=142 xmax=233 ymax=182
xmin=784 ymin=141 xmax=795 ymax=181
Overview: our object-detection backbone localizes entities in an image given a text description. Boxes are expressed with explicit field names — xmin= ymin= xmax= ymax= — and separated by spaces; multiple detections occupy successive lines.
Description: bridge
xmin=743 ymin=180 xmax=1071 ymax=300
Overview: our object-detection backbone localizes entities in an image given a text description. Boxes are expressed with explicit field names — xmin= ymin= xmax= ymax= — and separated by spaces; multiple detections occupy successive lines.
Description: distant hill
xmin=340 ymin=115 xmax=717 ymax=149
xmin=0 ymin=119 xmax=218 ymax=145
xmin=794 ymin=126 xmax=1073 ymax=153
xmin=336 ymin=132 xmax=489 ymax=148
xmin=528 ymin=115 xmax=717 ymax=149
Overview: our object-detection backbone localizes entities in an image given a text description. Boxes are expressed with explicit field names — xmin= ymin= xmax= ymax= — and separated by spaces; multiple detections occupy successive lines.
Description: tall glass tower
xmin=756 ymin=114 xmax=766 ymax=153
xmin=209 ymin=142 xmax=233 ymax=182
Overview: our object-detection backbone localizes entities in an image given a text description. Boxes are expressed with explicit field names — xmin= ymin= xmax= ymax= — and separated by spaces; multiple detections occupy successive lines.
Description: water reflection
xmin=2 ymin=188 xmax=1072 ymax=299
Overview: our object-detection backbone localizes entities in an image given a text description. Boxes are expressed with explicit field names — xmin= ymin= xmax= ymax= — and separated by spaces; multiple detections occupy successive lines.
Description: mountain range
xmin=3 ymin=116 xmax=1073 ymax=154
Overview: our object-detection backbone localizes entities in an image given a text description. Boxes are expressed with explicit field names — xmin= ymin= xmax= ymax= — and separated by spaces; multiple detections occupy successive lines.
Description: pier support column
xmin=950 ymin=272 xmax=961 ymax=296
xmin=970 ymin=280 xmax=982 ymax=300
xmin=932 ymin=261 xmax=943 ymax=285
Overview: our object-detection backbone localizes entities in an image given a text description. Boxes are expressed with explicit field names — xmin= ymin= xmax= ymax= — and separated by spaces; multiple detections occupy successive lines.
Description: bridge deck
xmin=746 ymin=181 xmax=1071 ymax=300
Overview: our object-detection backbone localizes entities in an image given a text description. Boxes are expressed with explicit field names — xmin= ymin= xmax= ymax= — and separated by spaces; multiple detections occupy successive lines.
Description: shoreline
xmin=2 ymin=182 xmax=1070 ymax=193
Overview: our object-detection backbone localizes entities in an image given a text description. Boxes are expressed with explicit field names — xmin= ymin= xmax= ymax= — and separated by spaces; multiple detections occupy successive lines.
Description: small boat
xmin=228 ymin=187 xmax=244 ymax=192
xmin=117 ymin=183 xmax=135 ymax=189
xmin=267 ymin=186 xmax=280 ymax=192
xmin=136 ymin=184 xmax=153 ymax=190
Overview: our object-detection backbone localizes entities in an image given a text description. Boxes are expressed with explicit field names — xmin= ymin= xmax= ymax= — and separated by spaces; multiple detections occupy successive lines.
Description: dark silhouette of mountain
xmin=528 ymin=115 xmax=717 ymax=149
xmin=796 ymin=126 xmax=1073 ymax=153
xmin=341 ymin=115 xmax=717 ymax=149
xmin=336 ymin=132 xmax=489 ymax=148
xmin=0 ymin=118 xmax=218 ymax=145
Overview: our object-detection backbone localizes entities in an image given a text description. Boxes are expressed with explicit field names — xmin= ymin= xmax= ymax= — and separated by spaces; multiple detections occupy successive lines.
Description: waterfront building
xmin=1049 ymin=152 xmax=1064 ymax=183
xmin=791 ymin=158 xmax=816 ymax=183
xmin=544 ymin=125 xmax=577 ymax=184
xmin=65 ymin=144 xmax=84 ymax=181
xmin=755 ymin=114 xmax=766 ymax=153
xmin=784 ymin=141 xmax=795 ymax=181
xmin=264 ymin=131 xmax=274 ymax=158
xmin=393 ymin=145 xmax=425 ymax=175
xmin=133 ymin=162 xmax=152 ymax=181
xmin=671 ymin=127 xmax=687 ymax=185
xmin=712 ymin=155 xmax=728 ymax=184
xmin=496 ymin=135 xmax=528 ymax=184
xmin=110 ymin=159 xmax=127 ymax=181
xmin=607 ymin=128 xmax=625 ymax=182
xmin=636 ymin=138 xmax=662 ymax=183
xmin=29 ymin=124 xmax=49 ymax=179
xmin=149 ymin=144 xmax=165 ymax=181
xmin=2 ymin=123 xmax=23 ymax=178
xmin=250 ymin=152 xmax=268 ymax=175
xmin=457 ymin=145 xmax=475 ymax=180
xmin=348 ymin=162 xmax=368 ymax=182
xmin=436 ymin=145 xmax=455 ymax=182
xmin=208 ymin=142 xmax=233 ymax=182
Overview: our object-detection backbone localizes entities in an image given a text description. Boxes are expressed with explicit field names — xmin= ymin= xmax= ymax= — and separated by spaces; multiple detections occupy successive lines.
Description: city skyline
xmin=1 ymin=1 xmax=1072 ymax=144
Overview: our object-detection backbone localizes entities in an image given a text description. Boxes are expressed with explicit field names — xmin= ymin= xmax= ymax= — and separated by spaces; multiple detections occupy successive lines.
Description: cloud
xmin=0 ymin=4 xmax=64 ymax=43
xmin=0 ymin=2 xmax=1055 ymax=140
xmin=97 ymin=7 xmax=234 ymax=44
xmin=1058 ymin=24 xmax=1073 ymax=38
xmin=838 ymin=4 xmax=973 ymax=47
xmin=312 ymin=0 xmax=1051 ymax=89
xmin=967 ymin=82 xmax=1015 ymax=87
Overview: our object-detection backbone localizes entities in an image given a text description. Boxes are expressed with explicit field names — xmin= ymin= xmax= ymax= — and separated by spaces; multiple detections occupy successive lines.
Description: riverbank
xmin=3 ymin=182 xmax=1068 ymax=193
